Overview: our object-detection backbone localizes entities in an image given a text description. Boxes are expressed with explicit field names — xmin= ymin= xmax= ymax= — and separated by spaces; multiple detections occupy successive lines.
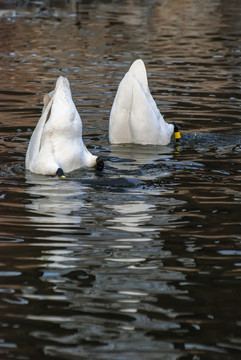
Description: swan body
xmin=109 ymin=59 xmax=174 ymax=145
xmin=26 ymin=76 xmax=103 ymax=175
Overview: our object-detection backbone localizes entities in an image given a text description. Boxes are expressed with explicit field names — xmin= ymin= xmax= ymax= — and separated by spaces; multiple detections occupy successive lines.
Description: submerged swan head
xmin=109 ymin=59 xmax=179 ymax=145
xmin=26 ymin=76 xmax=104 ymax=176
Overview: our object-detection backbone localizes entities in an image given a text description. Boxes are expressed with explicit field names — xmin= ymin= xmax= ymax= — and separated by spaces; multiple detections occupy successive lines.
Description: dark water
xmin=0 ymin=1 xmax=241 ymax=359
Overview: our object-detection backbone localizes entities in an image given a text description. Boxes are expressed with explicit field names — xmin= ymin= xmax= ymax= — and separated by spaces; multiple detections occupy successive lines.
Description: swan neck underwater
xmin=25 ymin=76 xmax=104 ymax=176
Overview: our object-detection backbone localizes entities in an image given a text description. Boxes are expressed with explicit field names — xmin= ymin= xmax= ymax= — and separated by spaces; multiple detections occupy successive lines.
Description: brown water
xmin=0 ymin=1 xmax=241 ymax=359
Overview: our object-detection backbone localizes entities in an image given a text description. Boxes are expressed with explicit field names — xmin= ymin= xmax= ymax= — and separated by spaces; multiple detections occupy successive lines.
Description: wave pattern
xmin=0 ymin=1 xmax=241 ymax=359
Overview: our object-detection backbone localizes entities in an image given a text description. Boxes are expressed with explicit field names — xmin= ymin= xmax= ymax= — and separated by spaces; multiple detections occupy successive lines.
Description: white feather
xmin=26 ymin=76 xmax=97 ymax=175
xmin=109 ymin=59 xmax=174 ymax=145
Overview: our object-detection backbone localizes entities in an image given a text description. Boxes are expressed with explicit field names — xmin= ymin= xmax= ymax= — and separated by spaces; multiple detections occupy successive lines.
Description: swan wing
xmin=129 ymin=76 xmax=162 ymax=144
xmin=109 ymin=71 xmax=133 ymax=144
xmin=129 ymin=59 xmax=161 ymax=121
xmin=25 ymin=94 xmax=53 ymax=171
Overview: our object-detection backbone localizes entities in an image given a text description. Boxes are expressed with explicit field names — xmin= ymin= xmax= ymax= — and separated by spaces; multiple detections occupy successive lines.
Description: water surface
xmin=0 ymin=1 xmax=241 ymax=359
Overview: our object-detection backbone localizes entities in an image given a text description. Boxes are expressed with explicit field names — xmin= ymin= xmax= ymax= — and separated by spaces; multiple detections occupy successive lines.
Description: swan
xmin=26 ymin=76 xmax=104 ymax=176
xmin=109 ymin=59 xmax=180 ymax=145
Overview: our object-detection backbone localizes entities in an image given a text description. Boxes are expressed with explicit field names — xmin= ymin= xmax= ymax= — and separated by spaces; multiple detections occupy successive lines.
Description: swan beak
xmin=96 ymin=157 xmax=104 ymax=171
xmin=172 ymin=122 xmax=181 ymax=141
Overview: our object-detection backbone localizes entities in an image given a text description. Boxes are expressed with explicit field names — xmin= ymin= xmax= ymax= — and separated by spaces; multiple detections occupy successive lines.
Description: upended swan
xmin=26 ymin=76 xmax=104 ymax=176
xmin=109 ymin=59 xmax=180 ymax=145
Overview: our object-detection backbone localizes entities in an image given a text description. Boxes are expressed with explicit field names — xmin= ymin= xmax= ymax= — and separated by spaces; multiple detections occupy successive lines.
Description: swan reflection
xmin=106 ymin=197 xmax=186 ymax=234
xmin=25 ymin=172 xmax=86 ymax=233
xmin=109 ymin=143 xmax=174 ymax=167
xmin=107 ymin=201 xmax=156 ymax=233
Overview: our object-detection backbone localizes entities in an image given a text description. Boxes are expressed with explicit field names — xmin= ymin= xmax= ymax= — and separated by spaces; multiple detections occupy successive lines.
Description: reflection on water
xmin=26 ymin=173 xmax=85 ymax=230
xmin=0 ymin=0 xmax=241 ymax=359
xmin=107 ymin=201 xmax=156 ymax=232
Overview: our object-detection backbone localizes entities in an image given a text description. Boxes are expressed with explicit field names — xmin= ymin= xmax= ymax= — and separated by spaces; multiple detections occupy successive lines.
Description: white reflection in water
xmin=110 ymin=143 xmax=174 ymax=161
xmin=109 ymin=143 xmax=174 ymax=171
xmin=107 ymin=201 xmax=156 ymax=233
xmin=25 ymin=172 xmax=85 ymax=232
xmin=106 ymin=197 xmax=186 ymax=233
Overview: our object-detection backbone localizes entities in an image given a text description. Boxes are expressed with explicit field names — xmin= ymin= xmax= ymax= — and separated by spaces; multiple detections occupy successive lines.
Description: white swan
xmin=109 ymin=59 xmax=180 ymax=145
xmin=26 ymin=76 xmax=103 ymax=176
